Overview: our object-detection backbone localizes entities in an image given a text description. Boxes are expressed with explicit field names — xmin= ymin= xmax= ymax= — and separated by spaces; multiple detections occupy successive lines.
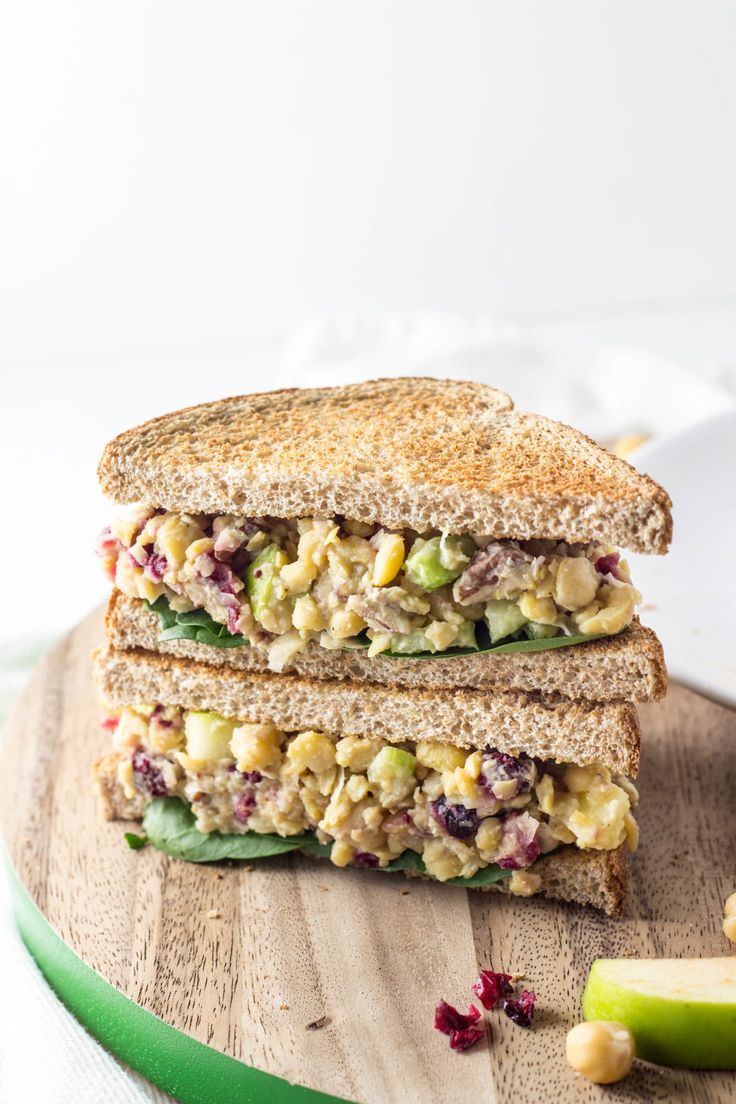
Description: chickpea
xmin=724 ymin=893 xmax=736 ymax=918
xmin=723 ymin=916 xmax=736 ymax=943
xmin=566 ymin=1021 xmax=635 ymax=1084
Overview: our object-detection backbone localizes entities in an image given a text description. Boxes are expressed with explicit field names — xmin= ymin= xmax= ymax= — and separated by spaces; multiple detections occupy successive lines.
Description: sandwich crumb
xmin=207 ymin=909 xmax=222 ymax=919
xmin=400 ymin=889 xmax=411 ymax=896
xmin=279 ymin=1003 xmax=289 ymax=1010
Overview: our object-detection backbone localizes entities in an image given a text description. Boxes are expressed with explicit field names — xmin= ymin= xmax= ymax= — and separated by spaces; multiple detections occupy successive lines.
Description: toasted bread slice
xmin=107 ymin=590 xmax=667 ymax=704
xmin=92 ymin=752 xmax=628 ymax=915
xmin=93 ymin=645 xmax=640 ymax=775
xmin=98 ymin=378 xmax=672 ymax=553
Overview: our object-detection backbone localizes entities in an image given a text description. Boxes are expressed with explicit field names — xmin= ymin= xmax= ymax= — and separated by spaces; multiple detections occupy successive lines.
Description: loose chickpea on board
xmin=566 ymin=1021 xmax=635 ymax=1084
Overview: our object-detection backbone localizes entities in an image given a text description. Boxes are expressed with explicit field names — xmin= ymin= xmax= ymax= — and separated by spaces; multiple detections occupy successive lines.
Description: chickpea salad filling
xmin=97 ymin=507 xmax=641 ymax=672
xmin=109 ymin=705 xmax=639 ymax=888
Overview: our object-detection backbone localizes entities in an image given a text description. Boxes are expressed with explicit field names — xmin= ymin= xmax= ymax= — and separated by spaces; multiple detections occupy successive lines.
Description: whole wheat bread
xmin=93 ymin=645 xmax=641 ymax=775
xmin=98 ymin=378 xmax=672 ymax=553
xmin=92 ymin=752 xmax=627 ymax=915
xmin=107 ymin=590 xmax=667 ymax=704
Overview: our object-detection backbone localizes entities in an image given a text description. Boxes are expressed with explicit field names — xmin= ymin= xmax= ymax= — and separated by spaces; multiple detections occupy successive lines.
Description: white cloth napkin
xmin=286 ymin=313 xmax=735 ymax=442
xmin=0 ymin=639 xmax=170 ymax=1104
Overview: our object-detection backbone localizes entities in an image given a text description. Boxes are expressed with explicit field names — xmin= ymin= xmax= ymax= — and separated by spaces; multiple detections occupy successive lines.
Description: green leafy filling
xmin=124 ymin=831 xmax=148 ymax=850
xmin=148 ymin=597 xmax=248 ymax=648
xmin=146 ymin=597 xmax=607 ymax=658
xmin=141 ymin=798 xmax=514 ymax=887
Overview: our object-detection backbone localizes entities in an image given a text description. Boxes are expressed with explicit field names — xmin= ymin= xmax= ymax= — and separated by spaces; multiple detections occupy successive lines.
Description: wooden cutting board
xmin=1 ymin=608 xmax=734 ymax=1104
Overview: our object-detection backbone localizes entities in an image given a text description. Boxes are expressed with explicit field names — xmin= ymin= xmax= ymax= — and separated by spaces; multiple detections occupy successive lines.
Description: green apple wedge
xmin=583 ymin=957 xmax=736 ymax=1069
xmin=184 ymin=711 xmax=237 ymax=761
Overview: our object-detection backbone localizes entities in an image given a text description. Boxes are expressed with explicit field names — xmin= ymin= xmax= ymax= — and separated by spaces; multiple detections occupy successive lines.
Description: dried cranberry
xmin=595 ymin=552 xmax=619 ymax=575
xmin=214 ymin=560 xmax=239 ymax=593
xmin=434 ymin=1000 xmax=481 ymax=1034
xmin=233 ymin=791 xmax=256 ymax=825
xmin=594 ymin=552 xmax=628 ymax=581
xmin=226 ymin=606 xmax=240 ymax=635
xmin=449 ymin=1026 xmax=486 ymax=1051
xmin=353 ymin=851 xmax=380 ymax=868
xmin=479 ymin=749 xmax=536 ymax=801
xmin=145 ymin=553 xmax=169 ymax=581
xmin=472 ymin=970 xmax=514 ymax=1010
xmin=131 ymin=747 xmax=168 ymax=797
xmin=227 ymin=766 xmax=262 ymax=783
xmin=501 ymin=990 xmax=536 ymax=1027
xmin=431 ymin=796 xmax=479 ymax=840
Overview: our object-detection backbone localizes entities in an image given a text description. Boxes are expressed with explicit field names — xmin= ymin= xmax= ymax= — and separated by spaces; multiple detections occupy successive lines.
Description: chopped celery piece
xmin=524 ymin=621 xmax=560 ymax=640
xmin=367 ymin=746 xmax=417 ymax=784
xmin=404 ymin=535 xmax=474 ymax=591
xmin=386 ymin=620 xmax=477 ymax=655
xmin=245 ymin=544 xmax=287 ymax=620
xmin=484 ymin=599 xmax=529 ymax=643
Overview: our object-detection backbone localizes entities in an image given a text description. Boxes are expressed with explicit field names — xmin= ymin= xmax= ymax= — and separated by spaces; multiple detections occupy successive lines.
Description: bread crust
xmin=91 ymin=753 xmax=628 ymax=915
xmin=98 ymin=378 xmax=672 ymax=553
xmin=107 ymin=591 xmax=667 ymax=704
xmin=93 ymin=645 xmax=641 ymax=775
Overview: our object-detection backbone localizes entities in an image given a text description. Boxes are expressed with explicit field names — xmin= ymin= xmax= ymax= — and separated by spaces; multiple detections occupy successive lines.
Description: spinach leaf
xmin=124 ymin=831 xmax=148 ymax=850
xmin=147 ymin=598 xmax=248 ymax=649
xmin=141 ymin=798 xmax=514 ymax=887
xmin=146 ymin=597 xmax=608 ymax=659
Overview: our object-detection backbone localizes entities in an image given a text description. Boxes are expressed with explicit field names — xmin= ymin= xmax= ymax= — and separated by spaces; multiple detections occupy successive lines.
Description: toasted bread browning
xmin=98 ymin=379 xmax=672 ymax=553
xmin=97 ymin=507 xmax=641 ymax=672
xmin=103 ymin=704 xmax=639 ymax=882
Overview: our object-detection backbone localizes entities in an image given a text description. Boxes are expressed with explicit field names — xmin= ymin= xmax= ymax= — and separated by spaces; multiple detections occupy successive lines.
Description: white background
xmin=1 ymin=1 xmax=736 ymax=638
xmin=1 ymin=5 xmax=736 ymax=1101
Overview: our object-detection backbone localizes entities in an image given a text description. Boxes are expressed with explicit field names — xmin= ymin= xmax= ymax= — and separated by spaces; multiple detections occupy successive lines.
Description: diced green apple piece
xmin=404 ymin=536 xmax=474 ymax=591
xmin=484 ymin=599 xmax=528 ymax=643
xmin=184 ymin=711 xmax=237 ymax=761
xmin=583 ymin=957 xmax=736 ymax=1069
xmin=245 ymin=544 xmax=287 ymax=620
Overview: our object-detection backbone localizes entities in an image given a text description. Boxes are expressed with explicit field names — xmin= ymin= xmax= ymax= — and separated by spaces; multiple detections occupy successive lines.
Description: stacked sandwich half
xmin=92 ymin=378 xmax=670 ymax=914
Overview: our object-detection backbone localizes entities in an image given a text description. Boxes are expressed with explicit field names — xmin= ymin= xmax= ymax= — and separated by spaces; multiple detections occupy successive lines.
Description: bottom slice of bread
xmin=93 ymin=752 xmax=628 ymax=916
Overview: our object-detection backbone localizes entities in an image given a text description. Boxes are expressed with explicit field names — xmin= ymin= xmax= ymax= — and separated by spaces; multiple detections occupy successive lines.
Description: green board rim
xmin=7 ymin=861 xmax=352 ymax=1104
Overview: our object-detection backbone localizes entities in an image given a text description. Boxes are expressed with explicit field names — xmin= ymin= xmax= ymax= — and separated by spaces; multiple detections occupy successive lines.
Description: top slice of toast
xmin=98 ymin=378 xmax=672 ymax=553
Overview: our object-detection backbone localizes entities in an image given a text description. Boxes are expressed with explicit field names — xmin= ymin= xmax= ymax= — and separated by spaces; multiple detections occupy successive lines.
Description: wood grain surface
xmin=1 ymin=608 xmax=735 ymax=1103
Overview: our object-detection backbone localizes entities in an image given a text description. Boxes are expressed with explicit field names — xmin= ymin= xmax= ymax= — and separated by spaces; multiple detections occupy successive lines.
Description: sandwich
xmin=91 ymin=377 xmax=670 ymax=914
xmin=93 ymin=646 xmax=638 ymax=914
xmin=96 ymin=378 xmax=669 ymax=700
